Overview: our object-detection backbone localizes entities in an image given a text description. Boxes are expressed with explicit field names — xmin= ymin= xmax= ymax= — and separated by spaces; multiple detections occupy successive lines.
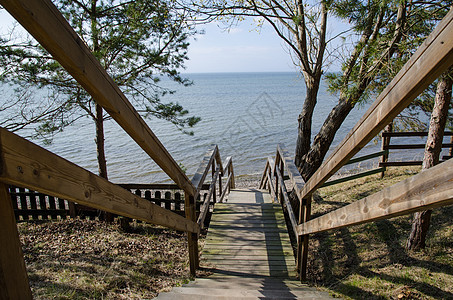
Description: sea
xmin=4 ymin=72 xmax=439 ymax=184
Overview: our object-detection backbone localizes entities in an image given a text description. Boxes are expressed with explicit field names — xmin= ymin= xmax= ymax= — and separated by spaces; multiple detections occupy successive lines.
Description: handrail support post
xmin=0 ymin=183 xmax=32 ymax=299
xmin=297 ymin=195 xmax=312 ymax=282
xmin=185 ymin=192 xmax=199 ymax=276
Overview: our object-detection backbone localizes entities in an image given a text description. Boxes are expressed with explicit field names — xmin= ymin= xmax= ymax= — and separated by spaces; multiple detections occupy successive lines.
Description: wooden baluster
xmin=0 ymin=183 xmax=32 ymax=299
xmin=10 ymin=186 xmax=19 ymax=221
xmin=18 ymin=187 xmax=28 ymax=220
xmin=175 ymin=192 xmax=182 ymax=213
xmin=29 ymin=190 xmax=38 ymax=220
xmin=164 ymin=191 xmax=172 ymax=210
xmin=39 ymin=194 xmax=47 ymax=220
xmin=154 ymin=191 xmax=162 ymax=207
xmin=48 ymin=196 xmax=58 ymax=220
xmin=279 ymin=159 xmax=284 ymax=204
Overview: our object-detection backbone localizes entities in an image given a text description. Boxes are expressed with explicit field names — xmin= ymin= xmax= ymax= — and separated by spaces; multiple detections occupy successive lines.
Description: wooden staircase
xmin=156 ymin=189 xmax=332 ymax=299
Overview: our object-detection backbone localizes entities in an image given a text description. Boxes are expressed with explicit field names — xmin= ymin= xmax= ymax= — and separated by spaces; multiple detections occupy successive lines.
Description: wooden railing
xmin=0 ymin=0 xmax=234 ymax=298
xmin=10 ymin=183 xmax=212 ymax=221
xmin=380 ymin=131 xmax=453 ymax=167
xmin=195 ymin=145 xmax=235 ymax=229
xmin=261 ymin=8 xmax=453 ymax=281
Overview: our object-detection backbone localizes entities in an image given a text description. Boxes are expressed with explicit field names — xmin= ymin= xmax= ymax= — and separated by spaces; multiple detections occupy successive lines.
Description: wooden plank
xmin=197 ymin=166 xmax=220 ymax=227
xmin=191 ymin=145 xmax=217 ymax=196
xmin=259 ymin=159 xmax=270 ymax=189
xmin=297 ymin=157 xmax=453 ymax=236
xmin=219 ymin=173 xmax=232 ymax=203
xmin=0 ymin=183 xmax=32 ymax=299
xmin=275 ymin=164 xmax=298 ymax=235
xmin=346 ymin=150 xmax=388 ymax=165
xmin=298 ymin=9 xmax=453 ymax=200
xmin=320 ymin=167 xmax=386 ymax=188
xmin=0 ymin=0 xmax=196 ymax=196
xmin=379 ymin=161 xmax=423 ymax=167
xmin=382 ymin=131 xmax=453 ymax=137
xmin=384 ymin=143 xmax=453 ymax=149
xmin=0 ymin=128 xmax=199 ymax=233
xmin=277 ymin=144 xmax=305 ymax=195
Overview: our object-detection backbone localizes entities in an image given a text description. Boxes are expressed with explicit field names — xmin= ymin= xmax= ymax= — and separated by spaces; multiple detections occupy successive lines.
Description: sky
xmin=0 ymin=7 xmax=349 ymax=74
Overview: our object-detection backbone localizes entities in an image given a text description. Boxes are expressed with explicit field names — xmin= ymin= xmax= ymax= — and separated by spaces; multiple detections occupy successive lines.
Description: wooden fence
xmin=261 ymin=7 xmax=453 ymax=281
xmin=10 ymin=184 xmax=212 ymax=221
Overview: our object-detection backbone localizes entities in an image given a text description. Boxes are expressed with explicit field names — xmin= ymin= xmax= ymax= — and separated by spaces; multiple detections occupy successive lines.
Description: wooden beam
xmin=0 ymin=183 xmax=32 ymax=300
xmin=277 ymin=144 xmax=305 ymax=196
xmin=298 ymin=9 xmax=453 ymax=200
xmin=274 ymin=165 xmax=298 ymax=235
xmin=297 ymin=158 xmax=453 ymax=236
xmin=0 ymin=0 xmax=196 ymax=196
xmin=0 ymin=128 xmax=199 ymax=234
xmin=197 ymin=166 xmax=220 ymax=227
xmin=191 ymin=145 xmax=217 ymax=197
xmin=321 ymin=167 xmax=386 ymax=188
xmin=345 ymin=150 xmax=388 ymax=165
xmin=382 ymin=131 xmax=453 ymax=137
xmin=384 ymin=143 xmax=453 ymax=149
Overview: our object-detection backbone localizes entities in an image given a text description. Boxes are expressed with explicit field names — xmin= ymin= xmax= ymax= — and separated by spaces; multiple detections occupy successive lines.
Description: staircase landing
xmin=156 ymin=189 xmax=332 ymax=299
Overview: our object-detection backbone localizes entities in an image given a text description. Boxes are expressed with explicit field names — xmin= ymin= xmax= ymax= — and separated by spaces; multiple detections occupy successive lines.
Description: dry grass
xmin=17 ymin=219 xmax=210 ymax=299
xmin=308 ymin=167 xmax=453 ymax=299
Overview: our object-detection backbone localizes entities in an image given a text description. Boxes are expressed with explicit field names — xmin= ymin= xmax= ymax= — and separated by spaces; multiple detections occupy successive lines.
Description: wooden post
xmin=380 ymin=123 xmax=392 ymax=178
xmin=211 ymin=163 xmax=216 ymax=203
xmin=0 ymin=183 xmax=32 ymax=299
xmin=279 ymin=160 xmax=284 ymax=204
xmin=297 ymin=195 xmax=312 ymax=281
xmin=185 ymin=192 xmax=199 ymax=276
xmin=230 ymin=163 xmax=235 ymax=189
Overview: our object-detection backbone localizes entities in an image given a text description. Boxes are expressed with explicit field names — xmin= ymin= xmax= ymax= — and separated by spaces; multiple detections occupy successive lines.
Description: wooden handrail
xmin=297 ymin=157 xmax=453 ymax=235
xmin=274 ymin=164 xmax=298 ymax=235
xmin=197 ymin=166 xmax=220 ymax=227
xmin=298 ymin=8 xmax=453 ymax=201
xmin=0 ymin=0 xmax=197 ymax=197
xmin=277 ymin=144 xmax=305 ymax=196
xmin=0 ymin=128 xmax=199 ymax=233
xmin=382 ymin=131 xmax=453 ymax=137
xmin=191 ymin=144 xmax=218 ymax=197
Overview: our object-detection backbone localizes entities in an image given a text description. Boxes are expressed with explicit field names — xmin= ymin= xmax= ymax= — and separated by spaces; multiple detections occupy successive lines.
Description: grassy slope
xmin=309 ymin=167 xmax=453 ymax=299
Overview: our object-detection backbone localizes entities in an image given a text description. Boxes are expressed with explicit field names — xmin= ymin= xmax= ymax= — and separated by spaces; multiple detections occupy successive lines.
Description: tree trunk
xmin=295 ymin=80 xmax=320 ymax=168
xmin=406 ymin=70 xmax=452 ymax=251
xmin=299 ymin=97 xmax=355 ymax=181
xmin=95 ymin=103 xmax=114 ymax=222
xmin=96 ymin=103 xmax=108 ymax=180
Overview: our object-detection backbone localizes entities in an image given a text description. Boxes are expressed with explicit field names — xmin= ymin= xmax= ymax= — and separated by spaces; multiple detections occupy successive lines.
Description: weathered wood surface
xmin=298 ymin=157 xmax=453 ymax=236
xmin=0 ymin=183 xmax=32 ymax=300
xmin=0 ymin=0 xmax=196 ymax=196
xmin=0 ymin=128 xmax=199 ymax=234
xmin=298 ymin=9 xmax=453 ymax=200
xmin=197 ymin=166 xmax=220 ymax=227
xmin=382 ymin=131 xmax=453 ymax=137
xmin=192 ymin=145 xmax=217 ymax=196
xmin=277 ymin=144 xmax=305 ymax=195
xmin=201 ymin=189 xmax=296 ymax=278
xmin=156 ymin=189 xmax=332 ymax=299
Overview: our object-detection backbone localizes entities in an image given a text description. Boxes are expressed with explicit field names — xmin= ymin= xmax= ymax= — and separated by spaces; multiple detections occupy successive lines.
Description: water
xmin=4 ymin=72 xmax=441 ymax=183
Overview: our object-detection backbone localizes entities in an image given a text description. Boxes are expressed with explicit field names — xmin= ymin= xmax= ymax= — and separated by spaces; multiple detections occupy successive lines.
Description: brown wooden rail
xmin=379 ymin=131 xmax=453 ymax=168
xmin=261 ymin=8 xmax=453 ymax=282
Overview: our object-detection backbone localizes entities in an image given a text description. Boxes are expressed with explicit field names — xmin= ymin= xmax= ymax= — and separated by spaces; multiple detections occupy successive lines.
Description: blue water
xmin=4 ymin=72 xmax=438 ymax=183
